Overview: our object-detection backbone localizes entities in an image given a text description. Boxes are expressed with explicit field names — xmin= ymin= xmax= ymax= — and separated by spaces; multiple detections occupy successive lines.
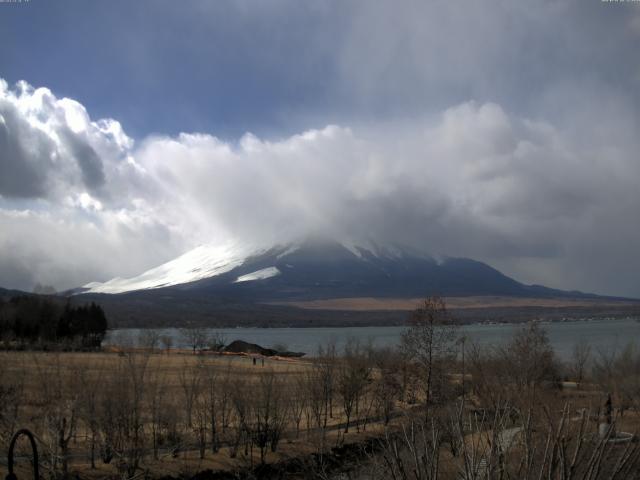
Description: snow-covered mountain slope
xmin=80 ymin=237 xmax=536 ymax=299
xmin=82 ymin=241 xmax=274 ymax=294
xmin=80 ymin=238 xmax=420 ymax=295
xmin=71 ymin=238 xmax=631 ymax=328
xmin=234 ymin=266 xmax=281 ymax=283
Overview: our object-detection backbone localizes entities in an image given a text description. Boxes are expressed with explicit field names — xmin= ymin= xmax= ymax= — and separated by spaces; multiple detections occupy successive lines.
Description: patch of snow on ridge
xmin=341 ymin=239 xmax=406 ymax=260
xmin=276 ymin=245 xmax=300 ymax=259
xmin=341 ymin=239 xmax=377 ymax=258
xmin=82 ymin=241 xmax=267 ymax=294
xmin=235 ymin=267 xmax=280 ymax=283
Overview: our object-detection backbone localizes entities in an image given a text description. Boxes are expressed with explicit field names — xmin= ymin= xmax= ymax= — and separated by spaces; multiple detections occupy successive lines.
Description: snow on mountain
xmin=234 ymin=266 xmax=280 ymax=283
xmin=81 ymin=237 xmax=436 ymax=295
xmin=276 ymin=245 xmax=300 ymax=259
xmin=74 ymin=237 xmax=613 ymax=317
xmin=82 ymin=241 xmax=269 ymax=294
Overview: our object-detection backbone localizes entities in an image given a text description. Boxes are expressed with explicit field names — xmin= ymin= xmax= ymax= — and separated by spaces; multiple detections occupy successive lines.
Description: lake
xmin=105 ymin=317 xmax=640 ymax=360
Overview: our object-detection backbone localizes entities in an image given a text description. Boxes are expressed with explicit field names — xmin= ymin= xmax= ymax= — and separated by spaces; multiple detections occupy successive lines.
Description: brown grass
xmin=0 ymin=349 xmax=391 ymax=479
xmin=269 ymin=295 xmax=640 ymax=311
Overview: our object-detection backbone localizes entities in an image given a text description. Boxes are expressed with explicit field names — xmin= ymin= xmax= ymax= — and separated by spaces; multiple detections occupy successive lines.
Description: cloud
xmin=0 ymin=80 xmax=178 ymax=289
xmin=2 ymin=78 xmax=639 ymax=297
xmin=0 ymin=207 xmax=178 ymax=292
xmin=0 ymin=79 xmax=133 ymax=201
xmin=4 ymin=1 xmax=638 ymax=140
xmin=1 ymin=1 xmax=638 ymax=297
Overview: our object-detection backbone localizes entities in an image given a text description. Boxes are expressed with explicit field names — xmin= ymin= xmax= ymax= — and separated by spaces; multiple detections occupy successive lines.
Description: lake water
xmin=105 ymin=317 xmax=640 ymax=360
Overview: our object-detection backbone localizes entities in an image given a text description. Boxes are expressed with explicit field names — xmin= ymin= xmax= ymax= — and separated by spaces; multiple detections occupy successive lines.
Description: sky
xmin=1 ymin=0 xmax=640 ymax=297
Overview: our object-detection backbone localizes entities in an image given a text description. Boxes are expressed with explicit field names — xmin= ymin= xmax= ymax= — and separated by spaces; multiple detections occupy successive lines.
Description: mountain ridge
xmin=79 ymin=237 xmax=616 ymax=301
xmin=5 ymin=238 xmax=637 ymax=328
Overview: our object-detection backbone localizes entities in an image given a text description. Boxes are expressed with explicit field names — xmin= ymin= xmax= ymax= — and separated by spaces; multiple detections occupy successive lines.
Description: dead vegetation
xmin=1 ymin=297 xmax=640 ymax=479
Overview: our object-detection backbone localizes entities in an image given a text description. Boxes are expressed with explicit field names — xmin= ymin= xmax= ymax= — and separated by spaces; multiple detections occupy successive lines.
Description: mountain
xmin=0 ymin=286 xmax=33 ymax=299
xmin=81 ymin=237 xmax=594 ymax=300
xmin=1 ymin=240 xmax=635 ymax=328
xmin=72 ymin=238 xmax=640 ymax=327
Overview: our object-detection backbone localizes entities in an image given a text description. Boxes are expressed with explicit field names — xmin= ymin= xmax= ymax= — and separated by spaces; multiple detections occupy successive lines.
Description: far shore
xmin=267 ymin=295 xmax=640 ymax=311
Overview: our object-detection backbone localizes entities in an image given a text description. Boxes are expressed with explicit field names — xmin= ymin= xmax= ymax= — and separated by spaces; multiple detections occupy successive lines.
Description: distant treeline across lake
xmin=105 ymin=317 xmax=640 ymax=359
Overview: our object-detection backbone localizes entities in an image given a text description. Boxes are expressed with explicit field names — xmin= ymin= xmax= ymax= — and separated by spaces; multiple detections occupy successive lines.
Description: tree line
xmin=0 ymin=295 xmax=108 ymax=348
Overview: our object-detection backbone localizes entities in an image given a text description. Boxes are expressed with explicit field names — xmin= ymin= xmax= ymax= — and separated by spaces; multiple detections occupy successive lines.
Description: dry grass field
xmin=2 ymin=317 xmax=640 ymax=479
xmin=0 ymin=348 xmax=404 ymax=479
xmin=271 ymin=295 xmax=640 ymax=311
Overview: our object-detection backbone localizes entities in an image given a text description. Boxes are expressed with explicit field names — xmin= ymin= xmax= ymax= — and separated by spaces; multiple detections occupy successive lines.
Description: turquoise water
xmin=105 ymin=317 xmax=640 ymax=359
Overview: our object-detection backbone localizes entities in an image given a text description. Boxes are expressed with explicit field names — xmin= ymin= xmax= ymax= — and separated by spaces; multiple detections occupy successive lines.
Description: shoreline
xmin=104 ymin=313 xmax=640 ymax=331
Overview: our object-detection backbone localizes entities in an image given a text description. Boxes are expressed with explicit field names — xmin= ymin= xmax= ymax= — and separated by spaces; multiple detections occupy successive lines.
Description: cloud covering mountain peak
xmin=0 ymin=78 xmax=639 ymax=297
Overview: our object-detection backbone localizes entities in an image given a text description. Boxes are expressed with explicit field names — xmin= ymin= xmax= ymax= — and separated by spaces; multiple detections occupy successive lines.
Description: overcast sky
xmin=1 ymin=0 xmax=639 ymax=297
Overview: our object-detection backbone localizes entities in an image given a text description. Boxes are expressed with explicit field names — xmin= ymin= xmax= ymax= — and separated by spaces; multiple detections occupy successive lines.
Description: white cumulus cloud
xmin=1 ymin=79 xmax=639 ymax=297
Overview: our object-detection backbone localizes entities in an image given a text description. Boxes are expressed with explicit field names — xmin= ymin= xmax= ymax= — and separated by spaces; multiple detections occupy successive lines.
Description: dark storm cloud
xmin=0 ymin=100 xmax=51 ymax=198
xmin=58 ymin=127 xmax=106 ymax=190
xmin=0 ymin=80 xmax=128 ymax=201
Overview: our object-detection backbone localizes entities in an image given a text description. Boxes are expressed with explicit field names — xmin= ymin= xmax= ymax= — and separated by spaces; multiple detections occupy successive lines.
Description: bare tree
xmin=208 ymin=331 xmax=226 ymax=352
xmin=229 ymin=378 xmax=250 ymax=459
xmin=306 ymin=340 xmax=337 ymax=454
xmin=338 ymin=339 xmax=371 ymax=433
xmin=467 ymin=324 xmax=559 ymax=413
xmin=370 ymin=401 xmax=640 ymax=480
xmin=0 ymin=352 xmax=23 ymax=451
xmin=372 ymin=347 xmax=401 ymax=425
xmin=160 ymin=334 xmax=173 ymax=353
xmin=98 ymin=352 xmax=150 ymax=478
xmin=375 ymin=414 xmax=444 ymax=480
xmin=145 ymin=361 xmax=168 ymax=460
xmin=202 ymin=360 xmax=221 ymax=453
xmin=193 ymin=382 xmax=208 ymax=459
xmin=124 ymin=351 xmax=150 ymax=476
xmin=219 ymin=361 xmax=234 ymax=434
xmin=317 ymin=340 xmax=337 ymax=420
xmin=467 ymin=342 xmax=508 ymax=411
xmin=401 ymin=296 xmax=458 ymax=407
xmin=33 ymin=354 xmax=80 ymax=477
xmin=501 ymin=322 xmax=559 ymax=409
xmin=594 ymin=342 xmax=640 ymax=417
xmin=159 ymin=403 xmax=182 ymax=459
xmin=137 ymin=329 xmax=161 ymax=352
xmin=570 ymin=337 xmax=592 ymax=386
xmin=181 ymin=327 xmax=209 ymax=354
xmin=78 ymin=366 xmax=103 ymax=469
xmin=615 ymin=343 xmax=640 ymax=416
xmin=306 ymin=367 xmax=326 ymax=432
xmin=249 ymin=369 xmax=288 ymax=463
xmin=290 ymin=373 xmax=308 ymax=438
xmin=178 ymin=357 xmax=203 ymax=428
